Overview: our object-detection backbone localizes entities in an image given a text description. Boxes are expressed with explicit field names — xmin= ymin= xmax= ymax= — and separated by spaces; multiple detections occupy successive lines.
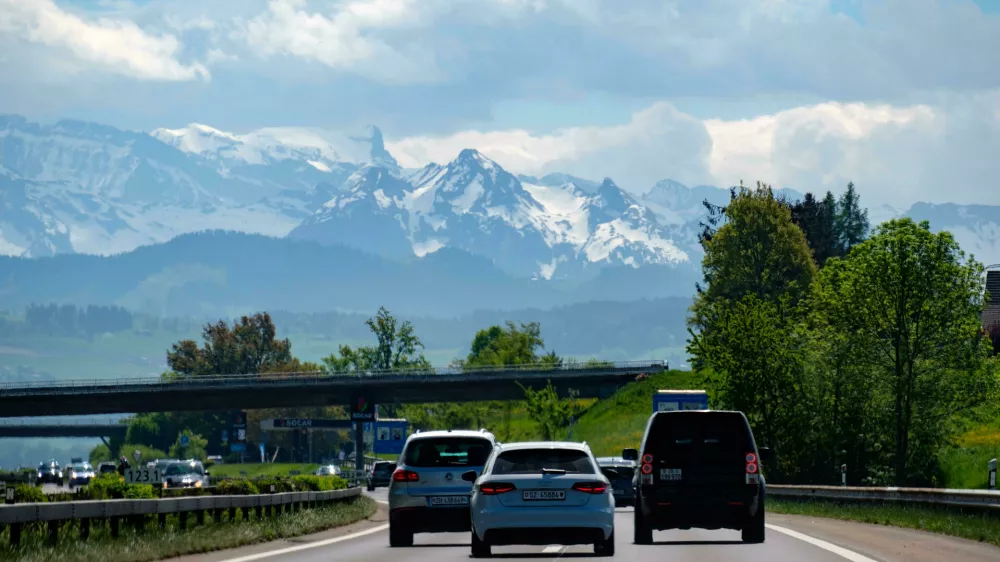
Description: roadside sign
xmin=351 ymin=395 xmax=375 ymax=421
xmin=132 ymin=450 xmax=142 ymax=463
xmin=124 ymin=467 xmax=162 ymax=485
xmin=180 ymin=434 xmax=190 ymax=447
xmin=231 ymin=443 xmax=246 ymax=453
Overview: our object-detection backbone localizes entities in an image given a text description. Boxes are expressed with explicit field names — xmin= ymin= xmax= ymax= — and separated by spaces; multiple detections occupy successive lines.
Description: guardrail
xmin=768 ymin=484 xmax=1000 ymax=511
xmin=0 ymin=360 xmax=665 ymax=393
xmin=0 ymin=486 xmax=362 ymax=546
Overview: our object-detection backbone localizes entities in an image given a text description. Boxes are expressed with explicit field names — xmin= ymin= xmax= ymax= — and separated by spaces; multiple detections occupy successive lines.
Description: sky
xmin=0 ymin=0 xmax=999 ymax=208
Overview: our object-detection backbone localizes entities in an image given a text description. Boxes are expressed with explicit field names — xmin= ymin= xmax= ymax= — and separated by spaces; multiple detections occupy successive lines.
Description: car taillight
xmin=640 ymin=453 xmax=654 ymax=485
xmin=746 ymin=452 xmax=758 ymax=474
xmin=572 ymin=482 xmax=607 ymax=494
xmin=479 ymin=482 xmax=516 ymax=495
xmin=392 ymin=469 xmax=419 ymax=482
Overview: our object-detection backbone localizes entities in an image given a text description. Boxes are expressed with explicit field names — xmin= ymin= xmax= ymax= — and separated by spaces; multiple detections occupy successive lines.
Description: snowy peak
xmin=150 ymin=123 xmax=399 ymax=172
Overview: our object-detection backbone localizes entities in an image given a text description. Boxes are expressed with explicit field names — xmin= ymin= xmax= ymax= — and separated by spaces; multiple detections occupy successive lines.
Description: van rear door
xmin=644 ymin=412 xmax=753 ymax=490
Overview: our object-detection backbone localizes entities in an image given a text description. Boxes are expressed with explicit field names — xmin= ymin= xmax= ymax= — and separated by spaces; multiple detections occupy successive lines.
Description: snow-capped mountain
xmin=0 ymin=115 xmax=384 ymax=257
xmin=289 ymin=149 xmax=689 ymax=279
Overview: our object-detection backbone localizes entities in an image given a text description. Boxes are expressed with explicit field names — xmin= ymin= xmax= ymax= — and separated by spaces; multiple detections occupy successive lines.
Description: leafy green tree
xmin=811 ymin=219 xmax=996 ymax=485
xmin=518 ymin=380 xmax=572 ymax=441
xmin=168 ymin=430 xmax=209 ymax=461
xmin=167 ymin=312 xmax=293 ymax=377
xmin=322 ymin=307 xmax=431 ymax=373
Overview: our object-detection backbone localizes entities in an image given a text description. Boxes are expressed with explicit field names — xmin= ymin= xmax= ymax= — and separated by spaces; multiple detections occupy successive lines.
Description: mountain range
xmin=2 ymin=114 xmax=998 ymax=295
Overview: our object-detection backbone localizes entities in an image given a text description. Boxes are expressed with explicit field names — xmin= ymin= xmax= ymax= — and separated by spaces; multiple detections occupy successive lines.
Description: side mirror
xmin=758 ymin=447 xmax=775 ymax=464
xmin=622 ymin=448 xmax=638 ymax=461
xmin=204 ymin=471 xmax=210 ymax=477
xmin=461 ymin=470 xmax=478 ymax=483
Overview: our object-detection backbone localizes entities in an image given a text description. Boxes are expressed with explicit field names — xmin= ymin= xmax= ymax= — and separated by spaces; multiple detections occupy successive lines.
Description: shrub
xmin=14 ymin=484 xmax=46 ymax=503
xmin=214 ymin=479 xmax=259 ymax=495
xmin=291 ymin=475 xmax=347 ymax=491
xmin=123 ymin=484 xmax=156 ymax=499
xmin=256 ymin=478 xmax=295 ymax=493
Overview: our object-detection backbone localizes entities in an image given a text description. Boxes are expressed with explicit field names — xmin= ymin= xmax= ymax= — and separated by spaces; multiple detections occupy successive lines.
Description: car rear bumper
xmin=390 ymin=506 xmax=471 ymax=533
xmin=484 ymin=527 xmax=608 ymax=546
xmin=473 ymin=505 xmax=614 ymax=542
xmin=638 ymin=486 xmax=762 ymax=530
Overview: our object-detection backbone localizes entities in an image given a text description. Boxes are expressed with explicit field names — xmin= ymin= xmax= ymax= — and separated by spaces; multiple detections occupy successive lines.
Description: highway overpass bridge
xmin=0 ymin=421 xmax=126 ymax=439
xmin=0 ymin=360 xmax=665 ymax=418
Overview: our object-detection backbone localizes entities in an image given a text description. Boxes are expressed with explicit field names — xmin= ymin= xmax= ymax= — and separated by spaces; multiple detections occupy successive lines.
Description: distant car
xmin=596 ymin=457 xmax=636 ymax=507
xmin=467 ymin=441 xmax=616 ymax=557
xmin=97 ymin=462 xmax=118 ymax=477
xmin=624 ymin=410 xmax=772 ymax=544
xmin=37 ymin=461 xmax=63 ymax=485
xmin=162 ymin=460 xmax=209 ymax=489
xmin=367 ymin=461 xmax=396 ymax=491
xmin=67 ymin=462 xmax=95 ymax=487
xmin=388 ymin=429 xmax=498 ymax=547
xmin=315 ymin=465 xmax=341 ymax=477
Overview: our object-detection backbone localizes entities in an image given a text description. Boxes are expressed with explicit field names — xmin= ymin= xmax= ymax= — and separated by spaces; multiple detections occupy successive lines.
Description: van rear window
xmin=646 ymin=413 xmax=751 ymax=460
xmin=403 ymin=437 xmax=492 ymax=467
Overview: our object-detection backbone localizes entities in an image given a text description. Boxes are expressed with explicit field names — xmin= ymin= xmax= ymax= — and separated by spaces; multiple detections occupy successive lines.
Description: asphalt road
xmin=204 ymin=488 xmax=871 ymax=562
xmin=165 ymin=487 xmax=1000 ymax=562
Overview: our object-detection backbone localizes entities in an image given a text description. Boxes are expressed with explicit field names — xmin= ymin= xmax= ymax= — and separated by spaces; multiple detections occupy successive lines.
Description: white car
xmin=465 ymin=441 xmax=615 ymax=558
xmin=315 ymin=465 xmax=341 ymax=476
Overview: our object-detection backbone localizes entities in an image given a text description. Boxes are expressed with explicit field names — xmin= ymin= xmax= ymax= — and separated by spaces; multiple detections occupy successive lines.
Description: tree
xmin=811 ymin=219 xmax=996 ymax=485
xmin=166 ymin=312 xmax=293 ymax=377
xmin=836 ymin=182 xmax=869 ymax=255
xmin=322 ymin=307 xmax=431 ymax=373
xmin=169 ymin=430 xmax=209 ymax=461
xmin=518 ymin=380 xmax=572 ymax=441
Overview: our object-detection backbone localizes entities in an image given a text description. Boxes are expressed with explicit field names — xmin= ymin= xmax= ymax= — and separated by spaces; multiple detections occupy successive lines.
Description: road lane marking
xmin=542 ymin=545 xmax=563 ymax=553
xmin=767 ymin=524 xmax=879 ymax=562
xmin=217 ymin=524 xmax=389 ymax=562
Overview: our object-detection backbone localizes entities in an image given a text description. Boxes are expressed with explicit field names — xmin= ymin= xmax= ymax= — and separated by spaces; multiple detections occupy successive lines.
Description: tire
xmin=633 ymin=507 xmax=653 ymax=544
xmin=742 ymin=501 xmax=766 ymax=544
xmin=594 ymin=530 xmax=615 ymax=556
xmin=389 ymin=523 xmax=413 ymax=547
xmin=471 ymin=529 xmax=491 ymax=558
xmin=367 ymin=483 xmax=374 ymax=491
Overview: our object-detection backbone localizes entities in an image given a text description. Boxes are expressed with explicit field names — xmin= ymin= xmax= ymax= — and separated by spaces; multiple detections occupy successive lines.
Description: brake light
xmin=392 ymin=469 xmax=419 ymax=482
xmin=640 ymin=453 xmax=654 ymax=485
xmin=572 ymin=482 xmax=607 ymax=494
xmin=745 ymin=451 xmax=759 ymax=480
xmin=479 ymin=482 xmax=516 ymax=495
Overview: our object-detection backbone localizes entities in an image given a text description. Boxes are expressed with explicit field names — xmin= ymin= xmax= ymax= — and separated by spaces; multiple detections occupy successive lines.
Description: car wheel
xmin=633 ymin=507 xmax=653 ymax=544
xmin=471 ymin=530 xmax=491 ymax=558
xmin=389 ymin=523 xmax=413 ymax=547
xmin=594 ymin=530 xmax=615 ymax=556
xmin=742 ymin=501 xmax=766 ymax=543
xmin=367 ymin=482 xmax=374 ymax=491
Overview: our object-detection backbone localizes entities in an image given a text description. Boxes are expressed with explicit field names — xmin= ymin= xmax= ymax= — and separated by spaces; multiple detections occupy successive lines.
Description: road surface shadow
xmin=483 ymin=555 xmax=595 ymax=559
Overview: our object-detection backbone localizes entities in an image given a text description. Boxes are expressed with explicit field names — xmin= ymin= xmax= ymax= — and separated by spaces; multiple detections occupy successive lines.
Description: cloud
xmin=387 ymin=91 xmax=1000 ymax=209
xmin=0 ymin=0 xmax=208 ymax=81
xmin=237 ymin=0 xmax=443 ymax=84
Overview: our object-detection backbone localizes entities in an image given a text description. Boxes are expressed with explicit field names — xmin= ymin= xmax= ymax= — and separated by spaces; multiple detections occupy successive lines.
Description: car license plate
xmin=429 ymin=495 xmax=469 ymax=506
xmin=523 ymin=490 xmax=565 ymax=501
xmin=614 ymin=489 xmax=627 ymax=495
xmin=660 ymin=468 xmax=682 ymax=481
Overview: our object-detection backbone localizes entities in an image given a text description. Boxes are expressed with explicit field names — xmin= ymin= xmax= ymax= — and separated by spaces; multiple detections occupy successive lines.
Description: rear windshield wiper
xmin=541 ymin=468 xmax=567 ymax=474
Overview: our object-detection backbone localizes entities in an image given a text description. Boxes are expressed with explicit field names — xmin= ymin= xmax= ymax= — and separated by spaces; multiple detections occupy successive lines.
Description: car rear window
xmin=645 ymin=412 xmax=752 ymax=460
xmin=491 ymin=449 xmax=596 ymax=475
xmin=404 ymin=437 xmax=492 ymax=467
xmin=600 ymin=466 xmax=634 ymax=480
xmin=374 ymin=463 xmax=395 ymax=474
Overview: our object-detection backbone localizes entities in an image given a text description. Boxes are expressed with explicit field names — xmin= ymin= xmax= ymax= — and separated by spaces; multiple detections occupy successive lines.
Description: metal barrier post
xmin=989 ymin=458 xmax=997 ymax=490
xmin=841 ymin=464 xmax=847 ymax=487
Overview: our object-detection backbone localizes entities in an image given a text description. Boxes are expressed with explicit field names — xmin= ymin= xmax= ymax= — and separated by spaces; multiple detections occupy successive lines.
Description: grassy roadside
xmin=2 ymin=495 xmax=376 ymax=562
xmin=769 ymin=498 xmax=1000 ymax=547
xmin=209 ymin=463 xmax=321 ymax=479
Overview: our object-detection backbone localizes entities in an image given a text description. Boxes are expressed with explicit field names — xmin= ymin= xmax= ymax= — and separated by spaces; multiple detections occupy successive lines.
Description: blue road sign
xmin=180 ymin=434 xmax=189 ymax=446
xmin=230 ymin=443 xmax=246 ymax=453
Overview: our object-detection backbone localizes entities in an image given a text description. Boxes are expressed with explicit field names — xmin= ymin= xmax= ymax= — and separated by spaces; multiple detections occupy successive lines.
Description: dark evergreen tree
xmin=836 ymin=182 xmax=869 ymax=255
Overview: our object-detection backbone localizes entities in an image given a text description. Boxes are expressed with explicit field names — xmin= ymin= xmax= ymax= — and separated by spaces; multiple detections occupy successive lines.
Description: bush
xmin=123 ymin=484 xmax=157 ymax=499
xmin=14 ymin=484 xmax=46 ymax=503
xmin=83 ymin=474 xmax=129 ymax=499
xmin=291 ymin=475 xmax=347 ymax=492
xmin=256 ymin=478 xmax=295 ymax=493
xmin=214 ymin=479 xmax=259 ymax=495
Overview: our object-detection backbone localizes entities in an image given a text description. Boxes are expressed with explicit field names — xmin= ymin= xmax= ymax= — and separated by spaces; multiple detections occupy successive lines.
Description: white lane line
xmin=218 ymin=523 xmax=389 ymax=562
xmin=767 ymin=524 xmax=879 ymax=562
xmin=541 ymin=545 xmax=564 ymax=553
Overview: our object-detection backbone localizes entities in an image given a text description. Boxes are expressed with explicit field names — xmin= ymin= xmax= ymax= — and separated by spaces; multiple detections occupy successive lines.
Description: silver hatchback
xmin=388 ymin=428 xmax=497 ymax=547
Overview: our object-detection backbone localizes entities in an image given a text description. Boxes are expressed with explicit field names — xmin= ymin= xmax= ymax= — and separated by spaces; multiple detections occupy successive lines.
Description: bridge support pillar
xmin=354 ymin=421 xmax=364 ymax=473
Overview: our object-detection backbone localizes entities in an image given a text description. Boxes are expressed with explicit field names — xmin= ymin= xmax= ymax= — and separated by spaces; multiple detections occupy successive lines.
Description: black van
xmin=622 ymin=410 xmax=772 ymax=544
